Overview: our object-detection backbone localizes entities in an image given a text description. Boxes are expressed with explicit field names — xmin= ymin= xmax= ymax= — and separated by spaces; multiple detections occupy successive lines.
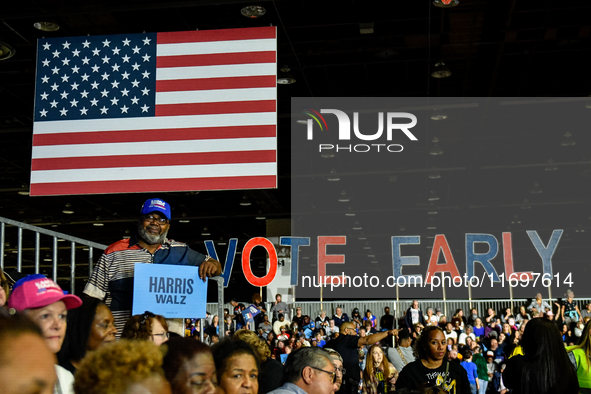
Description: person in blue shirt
xmin=460 ymin=349 xmax=479 ymax=394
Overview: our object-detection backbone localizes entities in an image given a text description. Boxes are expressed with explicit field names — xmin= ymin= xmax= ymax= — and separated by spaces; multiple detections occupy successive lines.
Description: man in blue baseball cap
xmin=83 ymin=197 xmax=222 ymax=335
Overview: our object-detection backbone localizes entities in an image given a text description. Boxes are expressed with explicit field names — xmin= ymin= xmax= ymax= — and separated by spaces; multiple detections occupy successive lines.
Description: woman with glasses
xmin=121 ymin=310 xmax=170 ymax=346
xmin=396 ymin=326 xmax=471 ymax=393
xmin=362 ymin=344 xmax=398 ymax=394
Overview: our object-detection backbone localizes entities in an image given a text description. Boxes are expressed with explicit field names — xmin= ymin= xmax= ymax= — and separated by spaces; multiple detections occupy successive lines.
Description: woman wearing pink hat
xmin=8 ymin=274 xmax=82 ymax=394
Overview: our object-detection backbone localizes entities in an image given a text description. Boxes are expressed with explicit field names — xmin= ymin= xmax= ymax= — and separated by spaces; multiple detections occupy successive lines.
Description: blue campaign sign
xmin=132 ymin=263 xmax=207 ymax=318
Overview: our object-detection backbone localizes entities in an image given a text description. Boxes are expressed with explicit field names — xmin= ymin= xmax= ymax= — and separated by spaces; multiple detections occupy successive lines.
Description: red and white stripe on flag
xmin=30 ymin=27 xmax=277 ymax=196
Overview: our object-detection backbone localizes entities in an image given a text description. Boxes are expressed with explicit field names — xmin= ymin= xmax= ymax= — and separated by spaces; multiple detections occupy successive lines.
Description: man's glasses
xmin=334 ymin=367 xmax=346 ymax=375
xmin=144 ymin=215 xmax=169 ymax=225
xmin=309 ymin=366 xmax=337 ymax=383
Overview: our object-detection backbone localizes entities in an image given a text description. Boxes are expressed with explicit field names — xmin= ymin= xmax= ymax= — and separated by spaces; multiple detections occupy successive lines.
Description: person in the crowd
xmin=8 ymin=274 xmax=83 ymax=394
xmin=458 ymin=325 xmax=476 ymax=345
xmin=363 ymin=310 xmax=377 ymax=329
xmin=581 ymin=303 xmax=591 ymax=321
xmin=324 ymin=348 xmax=345 ymax=392
xmin=57 ymin=297 xmax=117 ymax=373
xmin=467 ymin=309 xmax=479 ymax=327
xmin=212 ymin=339 xmax=260 ymax=394
xmin=404 ymin=300 xmax=425 ymax=333
xmin=273 ymin=313 xmax=291 ymax=335
xmin=332 ymin=306 xmax=349 ymax=327
xmin=365 ymin=319 xmax=378 ymax=335
xmin=293 ymin=307 xmax=305 ymax=328
xmin=484 ymin=320 xmax=500 ymax=338
xmin=527 ymin=293 xmax=552 ymax=314
xmin=0 ymin=270 xmax=11 ymax=308
xmin=205 ymin=315 xmax=221 ymax=338
xmin=351 ymin=308 xmax=363 ymax=330
xmin=425 ymin=307 xmax=438 ymax=327
xmin=259 ymin=313 xmax=273 ymax=334
xmin=325 ymin=321 xmax=398 ymax=394
xmin=316 ymin=310 xmax=330 ymax=330
xmin=234 ymin=329 xmax=283 ymax=394
xmin=473 ymin=318 xmax=485 ymax=340
xmin=503 ymin=316 xmax=579 ymax=394
xmin=83 ymin=197 xmax=222 ymax=334
xmin=444 ymin=322 xmax=458 ymax=343
xmin=0 ymin=310 xmax=58 ymax=394
xmin=74 ymin=339 xmax=170 ymax=394
xmin=121 ymin=311 xmax=169 ymax=346
xmin=387 ymin=329 xmax=416 ymax=372
xmin=562 ymin=289 xmax=583 ymax=329
xmin=460 ymin=349 xmax=479 ymax=394
xmin=500 ymin=307 xmax=513 ymax=325
xmin=252 ymin=293 xmax=267 ymax=329
xmin=567 ymin=319 xmax=591 ymax=394
xmin=268 ymin=347 xmax=337 ymax=394
xmin=380 ymin=306 xmax=394 ymax=331
xmin=471 ymin=347 xmax=489 ymax=394
xmin=162 ymin=337 xmax=217 ymax=394
xmin=485 ymin=308 xmax=498 ymax=325
xmin=396 ymin=326 xmax=471 ymax=393
xmin=326 ymin=319 xmax=340 ymax=337
xmin=270 ymin=293 xmax=289 ymax=322
xmin=362 ymin=344 xmax=397 ymax=394
xmin=515 ymin=306 xmax=531 ymax=324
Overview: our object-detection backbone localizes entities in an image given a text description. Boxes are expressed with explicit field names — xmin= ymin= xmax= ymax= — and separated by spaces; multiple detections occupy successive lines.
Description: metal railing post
xmin=17 ymin=227 xmax=23 ymax=272
xmin=35 ymin=232 xmax=41 ymax=274
xmin=0 ymin=222 xmax=4 ymax=269
xmin=52 ymin=236 xmax=58 ymax=282
xmin=70 ymin=241 xmax=76 ymax=294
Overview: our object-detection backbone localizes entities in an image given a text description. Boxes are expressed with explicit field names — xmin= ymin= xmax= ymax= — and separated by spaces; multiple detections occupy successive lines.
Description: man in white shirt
xmin=326 ymin=319 xmax=340 ymax=337
xmin=444 ymin=322 xmax=458 ymax=343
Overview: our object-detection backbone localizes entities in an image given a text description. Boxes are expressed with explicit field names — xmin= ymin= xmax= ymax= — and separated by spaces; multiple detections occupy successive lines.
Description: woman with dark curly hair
xmin=396 ymin=326 xmax=471 ymax=393
xmin=212 ymin=339 xmax=260 ymax=394
xmin=121 ymin=311 xmax=169 ymax=346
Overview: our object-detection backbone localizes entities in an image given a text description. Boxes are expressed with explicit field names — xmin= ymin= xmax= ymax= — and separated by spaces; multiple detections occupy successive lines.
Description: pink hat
xmin=8 ymin=274 xmax=82 ymax=311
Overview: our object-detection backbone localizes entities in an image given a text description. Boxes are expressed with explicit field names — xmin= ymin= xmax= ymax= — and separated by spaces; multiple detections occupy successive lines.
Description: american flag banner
xmin=31 ymin=27 xmax=277 ymax=196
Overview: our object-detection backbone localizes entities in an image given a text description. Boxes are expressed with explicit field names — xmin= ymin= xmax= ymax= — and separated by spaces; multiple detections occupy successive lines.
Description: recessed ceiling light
xmin=33 ymin=21 xmax=60 ymax=31
xmin=0 ymin=41 xmax=16 ymax=61
xmin=57 ymin=239 xmax=65 ymax=242
xmin=428 ymin=211 xmax=438 ymax=215
xmin=358 ymin=237 xmax=367 ymax=240
xmin=201 ymin=228 xmax=211 ymax=236
xmin=218 ymin=242 xmax=227 ymax=246
xmin=345 ymin=213 xmax=356 ymax=216
xmin=93 ymin=223 xmax=104 ymax=226
xmin=256 ymin=216 xmax=266 ymax=220
xmin=427 ymin=226 xmax=437 ymax=230
xmin=241 ymin=5 xmax=266 ymax=18
xmin=62 ymin=210 xmax=74 ymax=214
xmin=44 ymin=258 xmax=53 ymax=261
xmin=431 ymin=61 xmax=452 ymax=78
xmin=17 ymin=191 xmax=29 ymax=196
xmin=179 ymin=219 xmax=190 ymax=223
xmin=353 ymin=226 xmax=362 ymax=230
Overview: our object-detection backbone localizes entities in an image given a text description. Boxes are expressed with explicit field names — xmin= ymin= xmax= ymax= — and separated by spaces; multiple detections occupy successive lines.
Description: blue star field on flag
xmin=34 ymin=33 xmax=157 ymax=121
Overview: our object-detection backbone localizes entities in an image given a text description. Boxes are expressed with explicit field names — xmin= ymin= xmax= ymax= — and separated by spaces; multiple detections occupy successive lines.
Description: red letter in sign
xmin=242 ymin=237 xmax=278 ymax=287
xmin=318 ymin=236 xmax=348 ymax=286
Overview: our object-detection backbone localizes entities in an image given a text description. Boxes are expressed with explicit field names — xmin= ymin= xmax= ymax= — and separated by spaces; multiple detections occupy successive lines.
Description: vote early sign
xmin=132 ymin=263 xmax=207 ymax=318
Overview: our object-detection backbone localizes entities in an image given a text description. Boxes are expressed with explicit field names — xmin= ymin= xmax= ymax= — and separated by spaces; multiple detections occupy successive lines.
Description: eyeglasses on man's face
xmin=309 ymin=366 xmax=337 ymax=383
xmin=151 ymin=332 xmax=170 ymax=339
xmin=143 ymin=214 xmax=169 ymax=225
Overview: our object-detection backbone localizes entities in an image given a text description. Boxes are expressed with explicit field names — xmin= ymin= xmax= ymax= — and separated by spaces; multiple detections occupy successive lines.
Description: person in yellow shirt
xmin=567 ymin=319 xmax=591 ymax=393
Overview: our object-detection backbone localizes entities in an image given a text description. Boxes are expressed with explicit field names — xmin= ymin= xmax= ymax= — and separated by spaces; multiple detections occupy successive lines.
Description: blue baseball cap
xmin=140 ymin=198 xmax=171 ymax=220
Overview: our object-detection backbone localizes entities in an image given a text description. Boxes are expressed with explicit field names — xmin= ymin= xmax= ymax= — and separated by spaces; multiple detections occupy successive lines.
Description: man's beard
xmin=137 ymin=223 xmax=169 ymax=245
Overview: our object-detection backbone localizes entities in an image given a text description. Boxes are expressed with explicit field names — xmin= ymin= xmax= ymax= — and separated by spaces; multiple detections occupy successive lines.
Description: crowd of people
xmin=2 ymin=271 xmax=591 ymax=394
xmin=1 ymin=199 xmax=590 ymax=394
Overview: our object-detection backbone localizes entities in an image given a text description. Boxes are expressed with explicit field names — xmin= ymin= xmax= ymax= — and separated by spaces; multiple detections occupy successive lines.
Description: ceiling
xmin=1 ymin=0 xmax=590 ymax=298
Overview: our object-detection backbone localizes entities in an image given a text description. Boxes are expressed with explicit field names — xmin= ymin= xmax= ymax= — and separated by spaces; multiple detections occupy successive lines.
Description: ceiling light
xmin=433 ymin=0 xmax=459 ymax=8
xmin=93 ymin=223 xmax=104 ymax=226
xmin=430 ymin=111 xmax=448 ymax=121
xmin=429 ymin=137 xmax=444 ymax=155
xmin=0 ymin=41 xmax=16 ymax=61
xmin=359 ymin=22 xmax=374 ymax=35
xmin=358 ymin=237 xmax=367 ymax=240
xmin=511 ymin=215 xmax=521 ymax=225
xmin=530 ymin=182 xmax=542 ymax=194
xmin=18 ymin=191 xmax=30 ymax=195
xmin=240 ymin=5 xmax=266 ymax=18
xmin=62 ymin=210 xmax=74 ymax=214
xmin=240 ymin=196 xmax=251 ymax=206
xmin=201 ymin=227 xmax=211 ymax=236
xmin=277 ymin=66 xmax=296 ymax=85
xmin=338 ymin=191 xmax=350 ymax=203
xmin=428 ymin=170 xmax=441 ymax=179
xmin=545 ymin=159 xmax=558 ymax=171
xmin=34 ymin=21 xmax=60 ymax=31
xmin=561 ymin=132 xmax=576 ymax=147
xmin=57 ymin=239 xmax=65 ymax=242
xmin=431 ymin=61 xmax=452 ymax=78
xmin=44 ymin=258 xmax=53 ymax=262
xmin=368 ymin=254 xmax=375 ymax=258
xmin=328 ymin=169 xmax=340 ymax=181
xmin=345 ymin=206 xmax=356 ymax=216
xmin=371 ymin=261 xmax=378 ymax=264
xmin=428 ymin=190 xmax=440 ymax=201
xmin=179 ymin=219 xmax=190 ymax=223
xmin=521 ymin=199 xmax=532 ymax=210
xmin=218 ymin=242 xmax=227 ymax=246
xmin=255 ymin=214 xmax=266 ymax=220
